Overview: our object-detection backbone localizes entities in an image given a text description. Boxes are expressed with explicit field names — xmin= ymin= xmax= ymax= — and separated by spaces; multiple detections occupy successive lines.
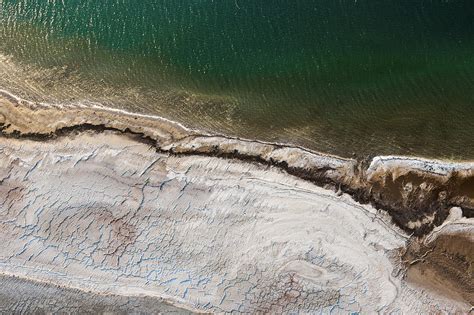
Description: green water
xmin=1 ymin=0 xmax=474 ymax=158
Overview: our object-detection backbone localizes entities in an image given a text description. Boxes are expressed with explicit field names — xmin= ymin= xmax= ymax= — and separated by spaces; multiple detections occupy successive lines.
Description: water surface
xmin=1 ymin=0 xmax=474 ymax=158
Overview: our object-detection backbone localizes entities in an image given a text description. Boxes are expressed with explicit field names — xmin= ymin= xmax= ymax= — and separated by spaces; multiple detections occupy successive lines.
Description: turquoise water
xmin=1 ymin=0 xmax=474 ymax=158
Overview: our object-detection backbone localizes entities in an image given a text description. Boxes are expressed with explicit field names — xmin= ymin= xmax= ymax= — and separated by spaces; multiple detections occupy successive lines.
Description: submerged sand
xmin=0 ymin=92 xmax=472 ymax=312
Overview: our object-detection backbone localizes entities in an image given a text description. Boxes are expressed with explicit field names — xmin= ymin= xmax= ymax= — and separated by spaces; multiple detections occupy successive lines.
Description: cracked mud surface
xmin=0 ymin=131 xmax=472 ymax=313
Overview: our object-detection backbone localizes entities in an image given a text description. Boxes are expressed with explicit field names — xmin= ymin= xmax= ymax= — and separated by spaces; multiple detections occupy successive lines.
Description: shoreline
xmin=0 ymin=130 xmax=471 ymax=312
xmin=1 ymin=89 xmax=473 ymax=235
xmin=3 ymin=87 xmax=473 ymax=163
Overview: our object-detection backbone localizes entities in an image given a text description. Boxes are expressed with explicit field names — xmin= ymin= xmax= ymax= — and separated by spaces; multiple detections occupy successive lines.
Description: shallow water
xmin=1 ymin=0 xmax=474 ymax=159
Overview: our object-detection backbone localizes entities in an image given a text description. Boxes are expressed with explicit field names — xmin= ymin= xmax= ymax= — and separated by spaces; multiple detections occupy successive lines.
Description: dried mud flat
xmin=0 ymin=275 xmax=191 ymax=314
xmin=0 ymin=93 xmax=473 ymax=313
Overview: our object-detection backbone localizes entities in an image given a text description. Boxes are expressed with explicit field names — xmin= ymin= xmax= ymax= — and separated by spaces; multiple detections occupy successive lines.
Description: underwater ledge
xmin=0 ymin=90 xmax=472 ymax=312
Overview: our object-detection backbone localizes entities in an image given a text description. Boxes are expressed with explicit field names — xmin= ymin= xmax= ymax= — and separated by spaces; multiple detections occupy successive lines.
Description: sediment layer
xmin=1 ymin=91 xmax=473 ymax=236
xmin=0 ymin=131 xmax=471 ymax=312
xmin=0 ymin=274 xmax=192 ymax=314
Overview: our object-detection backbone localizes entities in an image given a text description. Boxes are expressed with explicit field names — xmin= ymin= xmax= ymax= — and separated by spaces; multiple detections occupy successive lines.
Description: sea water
xmin=1 ymin=0 xmax=473 ymax=159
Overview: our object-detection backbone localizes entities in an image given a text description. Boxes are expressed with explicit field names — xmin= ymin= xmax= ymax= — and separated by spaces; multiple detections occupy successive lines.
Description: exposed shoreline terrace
xmin=0 ymin=89 xmax=473 ymax=312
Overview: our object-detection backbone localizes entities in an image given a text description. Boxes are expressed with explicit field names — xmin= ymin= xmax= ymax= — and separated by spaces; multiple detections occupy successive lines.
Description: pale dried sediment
xmin=0 ymin=89 xmax=192 ymax=145
xmin=0 ymin=132 xmax=471 ymax=313
xmin=368 ymin=156 xmax=474 ymax=178
xmin=0 ymin=275 xmax=192 ymax=314
xmin=162 ymin=135 xmax=358 ymax=185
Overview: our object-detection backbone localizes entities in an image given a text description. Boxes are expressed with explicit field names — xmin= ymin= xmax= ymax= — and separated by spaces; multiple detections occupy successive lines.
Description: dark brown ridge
xmin=1 ymin=122 xmax=472 ymax=236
